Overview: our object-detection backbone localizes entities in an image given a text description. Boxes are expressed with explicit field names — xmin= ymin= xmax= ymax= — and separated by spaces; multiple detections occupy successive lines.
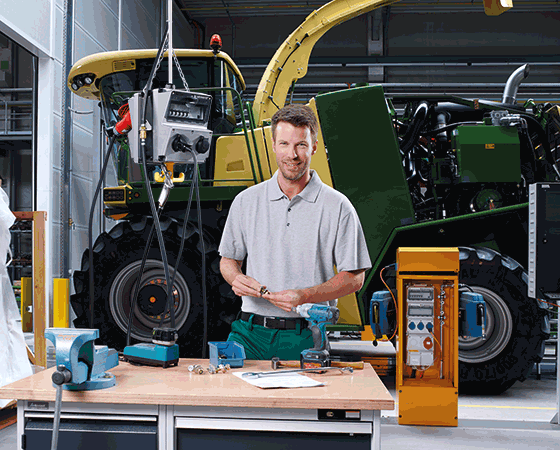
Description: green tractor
xmin=68 ymin=1 xmax=553 ymax=395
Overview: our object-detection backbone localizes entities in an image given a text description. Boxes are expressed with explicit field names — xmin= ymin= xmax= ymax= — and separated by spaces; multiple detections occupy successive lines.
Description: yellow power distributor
xmin=396 ymin=247 xmax=459 ymax=427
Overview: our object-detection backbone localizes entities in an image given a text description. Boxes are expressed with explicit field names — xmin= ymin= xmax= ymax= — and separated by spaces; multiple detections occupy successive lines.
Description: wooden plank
xmin=32 ymin=211 xmax=47 ymax=368
xmin=0 ymin=359 xmax=395 ymax=411
xmin=21 ymin=277 xmax=32 ymax=332
xmin=13 ymin=211 xmax=34 ymax=220
xmin=26 ymin=345 xmax=35 ymax=365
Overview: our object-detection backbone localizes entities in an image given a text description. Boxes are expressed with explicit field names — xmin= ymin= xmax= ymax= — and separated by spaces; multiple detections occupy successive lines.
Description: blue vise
xmin=45 ymin=328 xmax=119 ymax=391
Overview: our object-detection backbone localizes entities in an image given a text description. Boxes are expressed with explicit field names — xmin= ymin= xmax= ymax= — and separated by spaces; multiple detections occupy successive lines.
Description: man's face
xmin=272 ymin=121 xmax=317 ymax=182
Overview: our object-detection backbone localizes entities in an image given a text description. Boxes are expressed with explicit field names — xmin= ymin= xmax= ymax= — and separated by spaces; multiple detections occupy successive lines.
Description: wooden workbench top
xmin=0 ymin=359 xmax=394 ymax=411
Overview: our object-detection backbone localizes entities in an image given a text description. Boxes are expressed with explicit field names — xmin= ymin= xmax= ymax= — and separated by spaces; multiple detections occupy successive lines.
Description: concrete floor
xmin=1 ymin=336 xmax=558 ymax=449
xmin=380 ymin=371 xmax=560 ymax=450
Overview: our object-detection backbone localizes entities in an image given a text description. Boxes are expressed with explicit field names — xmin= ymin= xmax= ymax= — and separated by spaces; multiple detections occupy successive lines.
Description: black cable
xmin=126 ymin=214 xmax=158 ymax=347
xmin=144 ymin=23 xmax=168 ymax=98
xmin=88 ymin=134 xmax=117 ymax=328
xmin=140 ymin=151 xmax=174 ymax=328
xmin=159 ymin=156 xmax=196 ymax=328
xmin=137 ymin=23 xmax=175 ymax=332
xmin=194 ymin=161 xmax=208 ymax=358
xmin=161 ymin=142 xmax=207 ymax=358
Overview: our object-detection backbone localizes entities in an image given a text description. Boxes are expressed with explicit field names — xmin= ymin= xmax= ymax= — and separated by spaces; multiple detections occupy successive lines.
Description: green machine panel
xmin=315 ymin=85 xmax=415 ymax=267
xmin=452 ymin=125 xmax=521 ymax=183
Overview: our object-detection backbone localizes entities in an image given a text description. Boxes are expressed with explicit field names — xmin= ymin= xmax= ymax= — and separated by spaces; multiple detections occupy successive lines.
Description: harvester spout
xmin=502 ymin=64 xmax=530 ymax=105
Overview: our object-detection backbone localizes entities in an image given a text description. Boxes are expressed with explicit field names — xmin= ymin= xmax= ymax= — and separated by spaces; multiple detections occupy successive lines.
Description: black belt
xmin=240 ymin=312 xmax=307 ymax=330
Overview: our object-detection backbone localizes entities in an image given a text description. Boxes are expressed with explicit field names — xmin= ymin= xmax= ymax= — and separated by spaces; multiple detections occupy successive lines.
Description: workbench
xmin=0 ymin=359 xmax=394 ymax=450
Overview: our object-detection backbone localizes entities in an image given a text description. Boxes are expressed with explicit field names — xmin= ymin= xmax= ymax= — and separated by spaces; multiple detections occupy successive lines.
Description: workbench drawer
xmin=23 ymin=418 xmax=157 ymax=450
xmin=176 ymin=417 xmax=373 ymax=450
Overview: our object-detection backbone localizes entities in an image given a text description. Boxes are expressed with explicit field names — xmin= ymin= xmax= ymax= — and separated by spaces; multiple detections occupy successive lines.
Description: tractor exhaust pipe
xmin=502 ymin=64 xmax=530 ymax=105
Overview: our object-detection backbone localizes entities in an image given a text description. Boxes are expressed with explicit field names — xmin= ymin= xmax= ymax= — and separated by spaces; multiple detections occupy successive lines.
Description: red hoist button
xmin=423 ymin=337 xmax=433 ymax=350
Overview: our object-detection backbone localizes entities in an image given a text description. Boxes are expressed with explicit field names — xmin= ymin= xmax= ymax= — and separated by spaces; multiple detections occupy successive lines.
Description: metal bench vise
xmin=45 ymin=328 xmax=119 ymax=391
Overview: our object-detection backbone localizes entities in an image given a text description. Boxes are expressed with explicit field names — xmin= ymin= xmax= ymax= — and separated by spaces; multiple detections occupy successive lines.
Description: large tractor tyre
xmin=71 ymin=216 xmax=240 ymax=357
xmin=458 ymin=247 xmax=550 ymax=395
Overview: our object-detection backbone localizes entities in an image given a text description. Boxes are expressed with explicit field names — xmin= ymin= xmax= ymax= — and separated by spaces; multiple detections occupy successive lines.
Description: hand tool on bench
xmin=242 ymin=366 xmax=353 ymax=378
xmin=270 ymin=357 xmax=363 ymax=370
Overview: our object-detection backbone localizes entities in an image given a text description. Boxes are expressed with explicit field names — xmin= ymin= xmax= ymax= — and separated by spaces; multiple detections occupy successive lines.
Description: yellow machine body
xmin=396 ymin=247 xmax=459 ymax=427
xmin=65 ymin=0 xmax=515 ymax=334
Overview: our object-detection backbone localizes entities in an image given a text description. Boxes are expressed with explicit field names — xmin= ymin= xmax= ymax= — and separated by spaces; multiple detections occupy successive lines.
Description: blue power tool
xmin=293 ymin=304 xmax=339 ymax=368
xmin=123 ymin=327 xmax=179 ymax=368
xmin=45 ymin=328 xmax=119 ymax=391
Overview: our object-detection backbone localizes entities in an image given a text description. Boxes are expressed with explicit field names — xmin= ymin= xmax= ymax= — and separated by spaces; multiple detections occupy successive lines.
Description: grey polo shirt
xmin=218 ymin=170 xmax=372 ymax=318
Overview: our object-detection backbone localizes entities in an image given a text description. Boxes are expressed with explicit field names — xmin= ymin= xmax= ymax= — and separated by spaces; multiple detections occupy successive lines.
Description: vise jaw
xmin=45 ymin=328 xmax=119 ymax=391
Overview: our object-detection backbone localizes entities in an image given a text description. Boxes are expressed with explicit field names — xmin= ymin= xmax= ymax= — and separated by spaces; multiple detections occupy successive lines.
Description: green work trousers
xmin=227 ymin=315 xmax=314 ymax=360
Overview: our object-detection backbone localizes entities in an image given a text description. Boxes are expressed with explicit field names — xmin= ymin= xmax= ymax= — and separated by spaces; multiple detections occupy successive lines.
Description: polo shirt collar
xmin=268 ymin=170 xmax=323 ymax=203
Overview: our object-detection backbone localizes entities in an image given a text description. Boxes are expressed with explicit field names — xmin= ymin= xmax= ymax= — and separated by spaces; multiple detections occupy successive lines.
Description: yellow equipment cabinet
xmin=396 ymin=248 xmax=459 ymax=427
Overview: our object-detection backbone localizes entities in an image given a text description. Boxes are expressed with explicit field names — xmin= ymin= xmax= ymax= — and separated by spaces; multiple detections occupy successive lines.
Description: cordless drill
xmin=293 ymin=303 xmax=339 ymax=368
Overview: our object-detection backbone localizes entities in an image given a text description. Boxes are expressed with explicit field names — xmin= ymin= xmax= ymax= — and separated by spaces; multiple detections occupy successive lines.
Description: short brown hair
xmin=271 ymin=104 xmax=318 ymax=142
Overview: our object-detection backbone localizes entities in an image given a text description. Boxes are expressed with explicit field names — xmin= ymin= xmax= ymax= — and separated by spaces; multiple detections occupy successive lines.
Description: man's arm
xmin=220 ymin=256 xmax=268 ymax=299
xmin=263 ymin=269 xmax=366 ymax=313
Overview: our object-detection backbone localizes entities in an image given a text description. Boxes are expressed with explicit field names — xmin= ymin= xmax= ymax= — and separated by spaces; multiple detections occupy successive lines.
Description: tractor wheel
xmin=70 ymin=216 xmax=240 ymax=357
xmin=458 ymin=247 xmax=550 ymax=394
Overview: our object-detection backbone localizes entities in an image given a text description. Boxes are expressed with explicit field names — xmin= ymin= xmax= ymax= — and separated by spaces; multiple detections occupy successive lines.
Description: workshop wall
xmin=0 ymin=0 xmax=197 ymax=326
xmin=196 ymin=5 xmax=560 ymax=98
xmin=202 ymin=15 xmax=367 ymax=59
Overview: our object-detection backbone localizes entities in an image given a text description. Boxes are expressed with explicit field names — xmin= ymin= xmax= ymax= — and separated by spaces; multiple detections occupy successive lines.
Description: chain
xmin=146 ymin=32 xmax=188 ymax=91
xmin=172 ymin=49 xmax=189 ymax=90
xmin=144 ymin=32 xmax=169 ymax=94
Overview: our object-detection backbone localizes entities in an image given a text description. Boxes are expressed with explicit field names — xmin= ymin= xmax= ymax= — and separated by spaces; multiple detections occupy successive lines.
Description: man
xmin=218 ymin=104 xmax=371 ymax=360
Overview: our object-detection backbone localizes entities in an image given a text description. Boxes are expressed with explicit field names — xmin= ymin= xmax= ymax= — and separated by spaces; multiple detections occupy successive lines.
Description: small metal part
xmin=208 ymin=363 xmax=230 ymax=374
xmin=242 ymin=366 xmax=353 ymax=379
xmin=271 ymin=357 xmax=280 ymax=370
xmin=188 ymin=364 xmax=204 ymax=374
xmin=259 ymin=286 xmax=269 ymax=296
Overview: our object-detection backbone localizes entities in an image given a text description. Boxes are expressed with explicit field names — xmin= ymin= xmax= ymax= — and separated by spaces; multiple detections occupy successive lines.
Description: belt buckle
xmin=263 ymin=316 xmax=276 ymax=328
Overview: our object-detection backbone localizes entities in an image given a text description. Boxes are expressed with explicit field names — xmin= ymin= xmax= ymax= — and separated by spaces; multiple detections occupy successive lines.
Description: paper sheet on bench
xmin=234 ymin=371 xmax=324 ymax=389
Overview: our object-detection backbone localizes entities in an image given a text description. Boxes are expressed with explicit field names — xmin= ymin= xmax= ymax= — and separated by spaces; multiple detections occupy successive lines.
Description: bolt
xmin=189 ymin=364 xmax=204 ymax=374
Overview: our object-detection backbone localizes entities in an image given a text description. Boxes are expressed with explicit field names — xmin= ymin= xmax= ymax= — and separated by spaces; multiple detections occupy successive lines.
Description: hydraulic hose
xmin=401 ymin=102 xmax=429 ymax=155
xmin=88 ymin=134 xmax=117 ymax=328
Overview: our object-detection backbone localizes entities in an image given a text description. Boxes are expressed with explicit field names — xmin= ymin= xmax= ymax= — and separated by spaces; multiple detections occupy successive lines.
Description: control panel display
xmin=406 ymin=286 xmax=435 ymax=369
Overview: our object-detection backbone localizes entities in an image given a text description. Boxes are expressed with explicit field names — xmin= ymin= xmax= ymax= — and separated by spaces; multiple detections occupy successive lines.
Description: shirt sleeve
xmin=333 ymin=199 xmax=372 ymax=273
xmin=218 ymin=194 xmax=247 ymax=261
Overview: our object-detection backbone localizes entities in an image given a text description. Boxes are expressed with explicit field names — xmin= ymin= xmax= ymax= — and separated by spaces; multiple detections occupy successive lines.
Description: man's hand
xmin=263 ymin=290 xmax=308 ymax=313
xmin=231 ymin=274 xmax=268 ymax=299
